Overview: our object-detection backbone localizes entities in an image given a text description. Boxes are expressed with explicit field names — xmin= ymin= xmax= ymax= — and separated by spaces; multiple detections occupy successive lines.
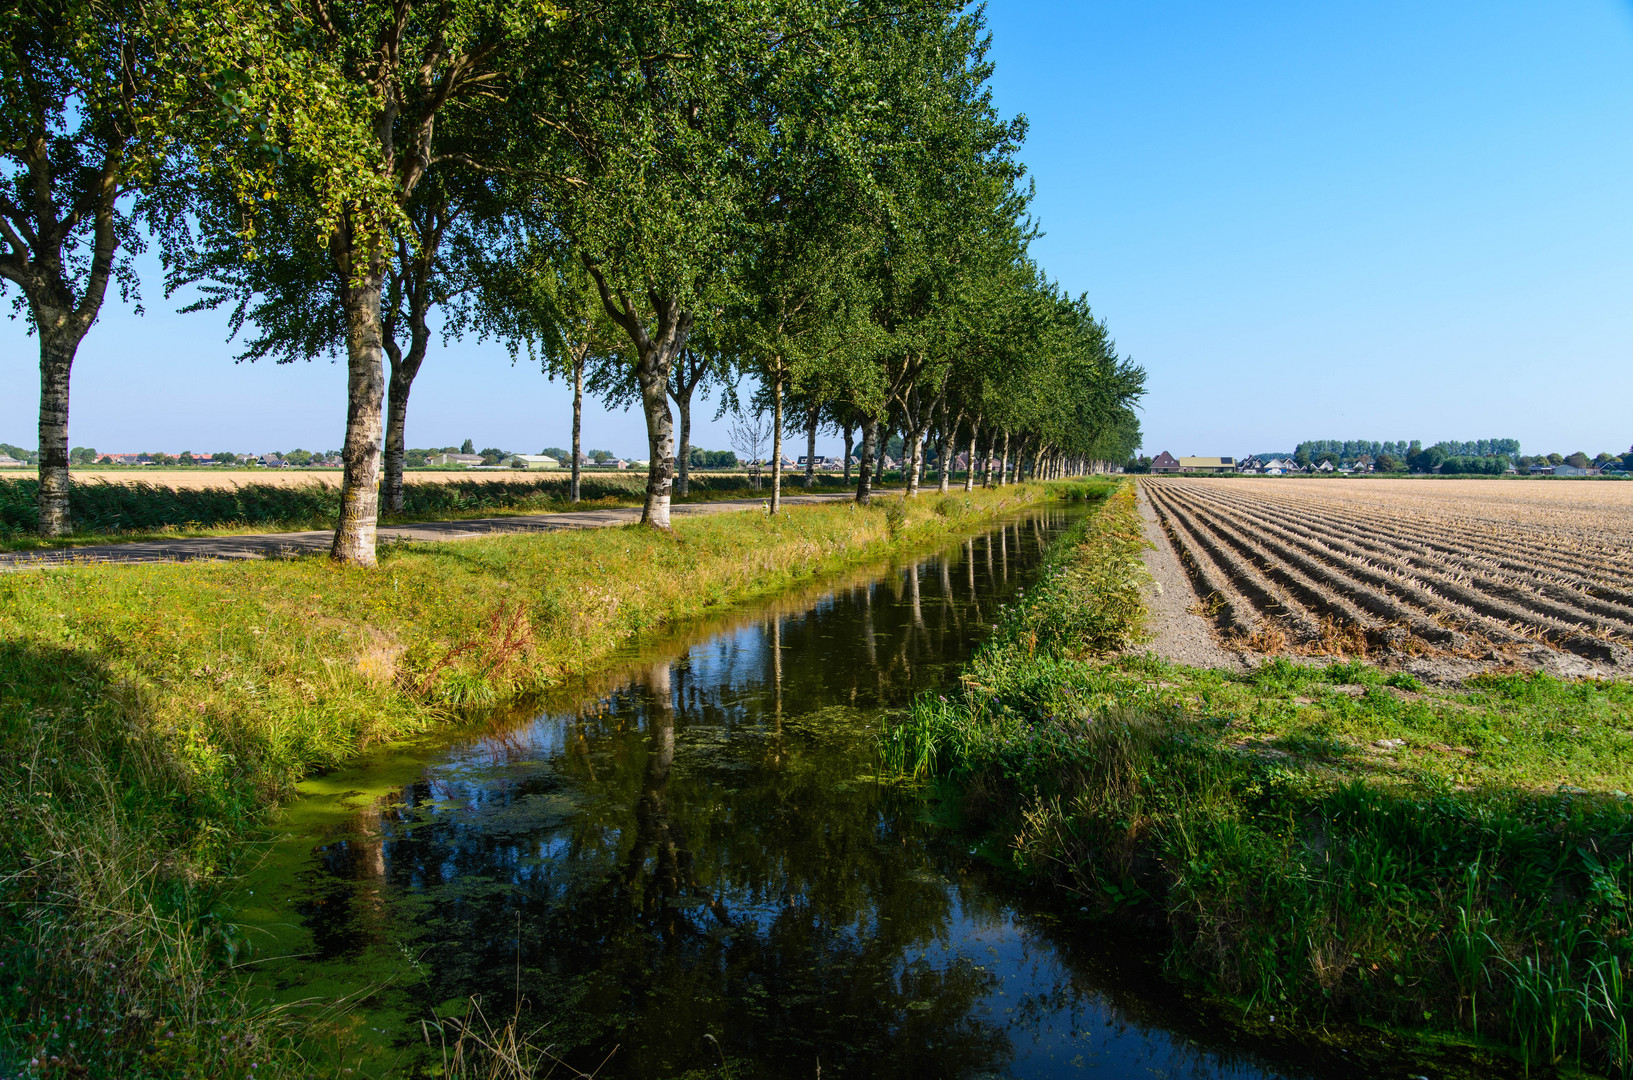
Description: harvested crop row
xmin=1149 ymin=483 xmax=1378 ymax=643
xmin=1174 ymin=489 xmax=1475 ymax=650
xmin=1191 ymin=487 xmax=1628 ymax=662
xmin=1257 ymin=492 xmax=1633 ymax=597
xmin=1143 ymin=477 xmax=1633 ymax=668
xmin=1145 ymin=485 xmax=1270 ymax=639
xmin=1198 ymin=486 xmax=1633 ymax=641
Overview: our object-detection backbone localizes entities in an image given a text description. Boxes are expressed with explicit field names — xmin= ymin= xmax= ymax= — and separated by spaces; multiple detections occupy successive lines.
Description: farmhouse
xmin=1152 ymin=452 xmax=1235 ymax=475
xmin=427 ymin=452 xmax=484 ymax=466
xmin=508 ymin=454 xmax=560 ymax=469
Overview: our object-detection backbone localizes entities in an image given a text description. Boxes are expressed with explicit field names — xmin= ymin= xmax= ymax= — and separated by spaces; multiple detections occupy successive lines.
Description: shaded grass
xmin=0 ymin=473 xmax=877 ymax=550
xmin=883 ymin=482 xmax=1633 ymax=1077
xmin=0 ymin=484 xmax=1046 ymax=1078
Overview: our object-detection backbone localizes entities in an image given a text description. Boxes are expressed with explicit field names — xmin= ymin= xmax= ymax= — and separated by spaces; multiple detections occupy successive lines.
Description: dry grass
xmin=57 ymin=467 xmax=780 ymax=490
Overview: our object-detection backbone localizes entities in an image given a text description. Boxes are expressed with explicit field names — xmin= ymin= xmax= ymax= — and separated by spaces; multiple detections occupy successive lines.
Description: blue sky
xmin=3 ymin=1 xmax=1630 ymax=460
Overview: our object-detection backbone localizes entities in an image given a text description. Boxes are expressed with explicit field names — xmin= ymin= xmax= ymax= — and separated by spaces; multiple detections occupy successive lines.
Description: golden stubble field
xmin=44 ymin=468 xmax=634 ymax=489
xmin=1144 ymin=476 xmax=1633 ymax=673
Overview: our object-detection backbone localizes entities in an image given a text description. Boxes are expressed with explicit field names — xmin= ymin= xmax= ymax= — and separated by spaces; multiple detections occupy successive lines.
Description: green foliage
xmin=690 ymin=448 xmax=739 ymax=468
xmin=1437 ymin=455 xmax=1509 ymax=475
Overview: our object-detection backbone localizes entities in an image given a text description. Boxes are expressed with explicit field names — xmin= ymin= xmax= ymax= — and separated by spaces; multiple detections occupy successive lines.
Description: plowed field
xmin=1144 ymin=477 xmax=1633 ymax=671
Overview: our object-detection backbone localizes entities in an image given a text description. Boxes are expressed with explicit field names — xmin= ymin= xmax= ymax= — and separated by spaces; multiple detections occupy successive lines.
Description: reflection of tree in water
xmin=287 ymin=512 xmax=1111 ymax=1079
xmin=356 ymin=658 xmax=1012 ymax=1079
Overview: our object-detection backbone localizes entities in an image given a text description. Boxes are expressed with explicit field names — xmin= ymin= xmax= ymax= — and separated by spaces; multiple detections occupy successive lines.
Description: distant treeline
xmin=1295 ymin=438 xmax=1520 ymax=461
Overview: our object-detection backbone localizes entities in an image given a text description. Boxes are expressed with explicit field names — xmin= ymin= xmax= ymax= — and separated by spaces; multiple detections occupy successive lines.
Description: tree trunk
xmin=770 ymin=372 xmax=784 ymax=514
xmin=636 ymin=334 xmax=686 ymax=529
xmin=675 ymin=393 xmax=692 ymax=499
xmin=381 ymin=328 xmax=427 ymax=515
xmin=571 ymin=347 xmax=584 ymax=503
xmin=964 ymin=417 xmax=980 ymax=493
xmin=906 ymin=427 xmax=927 ymax=497
xmin=35 ymin=325 xmax=77 ymax=538
xmin=804 ymin=410 xmax=818 ymax=489
xmin=855 ymin=415 xmax=876 ymax=504
xmin=998 ymin=430 xmax=1011 ymax=487
xmin=937 ymin=412 xmax=959 ymax=494
xmin=584 ymin=265 xmax=691 ymax=528
xmin=842 ymin=423 xmax=854 ymax=484
xmin=332 ymin=269 xmax=389 ymax=566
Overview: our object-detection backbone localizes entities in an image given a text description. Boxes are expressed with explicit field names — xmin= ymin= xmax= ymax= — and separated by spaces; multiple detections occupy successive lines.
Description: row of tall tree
xmin=3 ymin=0 xmax=1144 ymax=565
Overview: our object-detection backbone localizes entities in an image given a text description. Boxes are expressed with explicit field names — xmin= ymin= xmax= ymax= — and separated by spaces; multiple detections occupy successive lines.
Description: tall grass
xmin=0 ymin=485 xmax=1048 ymax=1078
xmin=882 ymin=480 xmax=1633 ymax=1076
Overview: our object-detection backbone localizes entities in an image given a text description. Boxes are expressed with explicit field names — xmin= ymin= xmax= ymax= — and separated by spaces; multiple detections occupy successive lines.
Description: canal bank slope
xmin=0 ymin=485 xmax=1046 ymax=1079
xmin=887 ymin=481 xmax=1633 ymax=1079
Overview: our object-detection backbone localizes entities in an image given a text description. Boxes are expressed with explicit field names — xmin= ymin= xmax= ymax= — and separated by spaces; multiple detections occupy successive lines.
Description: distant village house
xmin=1151 ymin=452 xmax=1235 ymax=474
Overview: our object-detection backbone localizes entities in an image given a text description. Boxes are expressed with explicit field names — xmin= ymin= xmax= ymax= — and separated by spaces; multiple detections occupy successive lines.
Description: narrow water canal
xmin=240 ymin=504 xmax=1320 ymax=1079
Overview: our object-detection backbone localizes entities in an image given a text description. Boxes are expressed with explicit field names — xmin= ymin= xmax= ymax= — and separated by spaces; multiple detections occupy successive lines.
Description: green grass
xmin=0 ymin=483 xmax=1048 ymax=1079
xmin=0 ymin=472 xmax=888 ymax=550
xmin=883 ymin=481 xmax=1633 ymax=1077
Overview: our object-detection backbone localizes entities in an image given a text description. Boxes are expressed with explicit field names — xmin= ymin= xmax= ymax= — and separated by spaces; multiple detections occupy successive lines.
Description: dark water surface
xmin=241 ymin=505 xmax=1335 ymax=1079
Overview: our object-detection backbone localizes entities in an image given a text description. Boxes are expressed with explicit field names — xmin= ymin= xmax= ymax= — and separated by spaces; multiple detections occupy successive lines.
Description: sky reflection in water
xmin=264 ymin=507 xmax=1306 ymax=1080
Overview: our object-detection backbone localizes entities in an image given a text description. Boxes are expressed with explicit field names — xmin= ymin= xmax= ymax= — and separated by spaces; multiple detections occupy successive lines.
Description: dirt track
xmin=1143 ymin=477 xmax=1633 ymax=679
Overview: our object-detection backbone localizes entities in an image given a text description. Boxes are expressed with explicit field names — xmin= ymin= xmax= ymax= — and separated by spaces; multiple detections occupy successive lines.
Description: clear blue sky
xmin=3 ymin=1 xmax=1630 ymax=460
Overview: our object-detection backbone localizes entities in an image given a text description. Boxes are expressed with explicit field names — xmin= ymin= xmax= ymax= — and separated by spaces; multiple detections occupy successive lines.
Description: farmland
xmin=35 ymin=467 xmax=761 ymax=489
xmin=1145 ymin=476 xmax=1633 ymax=675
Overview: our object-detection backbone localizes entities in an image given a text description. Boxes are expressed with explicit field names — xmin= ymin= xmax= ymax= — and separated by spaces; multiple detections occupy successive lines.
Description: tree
xmin=470 ymin=233 xmax=621 ymax=505
xmin=542 ymin=1 xmax=916 ymax=525
xmin=668 ymin=341 xmax=732 ymax=498
xmin=540 ymin=3 xmax=776 ymax=527
xmin=0 ymin=0 xmax=294 ymax=534
xmin=168 ymin=0 xmax=559 ymax=565
xmin=1566 ymin=452 xmax=1591 ymax=469
xmin=727 ymin=406 xmax=771 ymax=490
xmin=461 ymin=439 xmax=475 ymax=455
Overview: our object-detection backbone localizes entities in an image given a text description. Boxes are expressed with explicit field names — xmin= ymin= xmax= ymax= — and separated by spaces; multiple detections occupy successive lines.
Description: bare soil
xmin=1131 ymin=486 xmax=1251 ymax=671
xmin=1143 ymin=477 xmax=1633 ymax=680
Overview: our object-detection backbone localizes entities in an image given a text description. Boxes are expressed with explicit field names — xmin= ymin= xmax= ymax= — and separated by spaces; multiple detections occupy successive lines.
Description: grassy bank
xmin=0 ymin=485 xmax=1044 ymax=1079
xmin=0 ymin=472 xmax=892 ymax=550
xmin=886 ymin=481 xmax=1633 ymax=1077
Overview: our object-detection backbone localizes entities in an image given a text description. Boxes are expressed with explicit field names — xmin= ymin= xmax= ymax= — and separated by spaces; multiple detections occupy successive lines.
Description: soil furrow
xmin=1158 ymin=487 xmax=1383 ymax=643
xmin=1144 ymin=485 xmax=1269 ymax=638
xmin=1201 ymin=488 xmax=1633 ymax=641
xmin=1145 ymin=479 xmax=1633 ymax=670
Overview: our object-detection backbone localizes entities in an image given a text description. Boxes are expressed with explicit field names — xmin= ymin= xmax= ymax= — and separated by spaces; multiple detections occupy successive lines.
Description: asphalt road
xmin=0 ymin=492 xmax=854 ymax=569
